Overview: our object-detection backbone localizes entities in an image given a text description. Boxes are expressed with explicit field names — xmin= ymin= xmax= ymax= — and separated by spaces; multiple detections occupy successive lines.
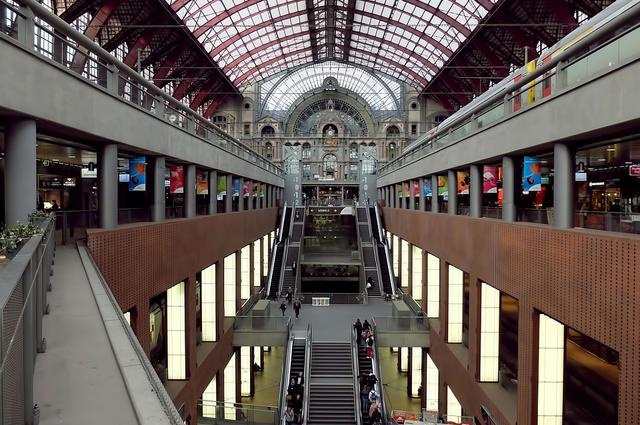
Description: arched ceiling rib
xmin=169 ymin=0 xmax=499 ymax=88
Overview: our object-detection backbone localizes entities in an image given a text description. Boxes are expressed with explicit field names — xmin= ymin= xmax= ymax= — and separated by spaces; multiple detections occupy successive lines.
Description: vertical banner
xmin=523 ymin=156 xmax=542 ymax=191
xmin=397 ymin=183 xmax=403 ymax=198
xmin=169 ymin=165 xmax=184 ymax=194
xmin=253 ymin=182 xmax=258 ymax=197
xmin=423 ymin=179 xmax=432 ymax=197
xmin=243 ymin=181 xmax=250 ymax=197
xmin=404 ymin=182 xmax=410 ymax=197
xmin=260 ymin=183 xmax=266 ymax=197
xmin=129 ymin=156 xmax=146 ymax=191
xmin=413 ymin=180 xmax=420 ymax=197
xmin=437 ymin=175 xmax=448 ymax=198
xmin=483 ymin=166 xmax=499 ymax=193
xmin=233 ymin=178 xmax=241 ymax=197
xmin=196 ymin=171 xmax=208 ymax=195
xmin=217 ymin=175 xmax=227 ymax=200
xmin=457 ymin=171 xmax=470 ymax=194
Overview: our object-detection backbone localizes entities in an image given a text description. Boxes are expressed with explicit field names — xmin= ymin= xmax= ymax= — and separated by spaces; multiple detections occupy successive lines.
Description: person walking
xmin=293 ymin=298 xmax=302 ymax=319
xmin=280 ymin=301 xmax=287 ymax=316
xmin=286 ymin=288 xmax=293 ymax=305
xmin=363 ymin=319 xmax=371 ymax=331
xmin=354 ymin=319 xmax=363 ymax=344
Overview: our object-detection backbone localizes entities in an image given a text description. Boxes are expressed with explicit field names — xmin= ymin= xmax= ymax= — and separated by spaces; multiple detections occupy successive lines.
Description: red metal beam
xmin=432 ymin=94 xmax=456 ymax=113
xmin=123 ymin=24 xmax=163 ymax=68
xmin=544 ymin=0 xmax=579 ymax=28
xmin=190 ymin=79 xmax=224 ymax=111
xmin=439 ymin=74 xmax=471 ymax=106
xmin=306 ymin=0 xmax=320 ymax=61
xmin=70 ymin=0 xmax=121 ymax=73
xmin=341 ymin=0 xmax=357 ymax=60
xmin=203 ymin=96 xmax=228 ymax=119
xmin=472 ymin=38 xmax=509 ymax=78
xmin=153 ymin=41 xmax=191 ymax=87
xmin=172 ymin=68 xmax=203 ymax=101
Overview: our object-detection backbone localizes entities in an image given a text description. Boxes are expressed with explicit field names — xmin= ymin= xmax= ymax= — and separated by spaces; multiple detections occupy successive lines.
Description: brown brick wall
xmin=86 ymin=208 xmax=278 ymax=423
xmin=383 ymin=208 xmax=640 ymax=425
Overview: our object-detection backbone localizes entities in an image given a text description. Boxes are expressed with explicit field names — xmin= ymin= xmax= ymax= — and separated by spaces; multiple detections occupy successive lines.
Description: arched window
xmin=388 ymin=142 xmax=397 ymax=160
xmin=265 ymin=142 xmax=273 ymax=159
xmin=323 ymin=124 xmax=338 ymax=138
xmin=323 ymin=154 xmax=337 ymax=172
xmin=261 ymin=125 xmax=275 ymax=138
xmin=386 ymin=125 xmax=400 ymax=138
xmin=349 ymin=143 xmax=358 ymax=160
xmin=368 ymin=142 xmax=376 ymax=147
xmin=302 ymin=143 xmax=311 ymax=160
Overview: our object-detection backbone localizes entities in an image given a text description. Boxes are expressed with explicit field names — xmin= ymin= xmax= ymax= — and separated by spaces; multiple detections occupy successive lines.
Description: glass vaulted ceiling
xmin=260 ymin=61 xmax=401 ymax=111
xmin=170 ymin=0 xmax=498 ymax=88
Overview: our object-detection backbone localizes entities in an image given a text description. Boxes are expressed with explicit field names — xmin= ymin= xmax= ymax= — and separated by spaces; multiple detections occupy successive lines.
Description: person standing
xmin=366 ymin=335 xmax=375 ymax=359
xmin=280 ymin=301 xmax=287 ymax=316
xmin=286 ymin=288 xmax=293 ymax=305
xmin=354 ymin=319 xmax=363 ymax=344
xmin=292 ymin=261 xmax=297 ymax=276
xmin=293 ymin=298 xmax=302 ymax=319
xmin=363 ymin=319 xmax=371 ymax=332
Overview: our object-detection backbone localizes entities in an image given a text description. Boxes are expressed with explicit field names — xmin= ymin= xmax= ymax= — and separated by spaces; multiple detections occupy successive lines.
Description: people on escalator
xmin=366 ymin=276 xmax=374 ymax=290
xmin=368 ymin=388 xmax=378 ymax=406
xmin=354 ymin=319 xmax=363 ymax=344
xmin=284 ymin=406 xmax=296 ymax=425
xmin=369 ymin=404 xmax=382 ymax=425
xmin=295 ymin=371 xmax=304 ymax=386
xmin=360 ymin=384 xmax=371 ymax=414
xmin=363 ymin=319 xmax=371 ymax=331
xmin=280 ymin=302 xmax=287 ymax=316
xmin=293 ymin=298 xmax=301 ymax=319
xmin=359 ymin=372 xmax=368 ymax=390
xmin=367 ymin=373 xmax=378 ymax=389
xmin=286 ymin=289 xmax=293 ymax=304
xmin=292 ymin=261 xmax=297 ymax=276
xmin=366 ymin=335 xmax=375 ymax=359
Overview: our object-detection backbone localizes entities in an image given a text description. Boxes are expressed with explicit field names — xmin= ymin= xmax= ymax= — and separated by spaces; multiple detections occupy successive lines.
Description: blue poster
xmin=423 ymin=179 xmax=432 ymax=197
xmin=232 ymin=178 xmax=241 ymax=197
xmin=523 ymin=156 xmax=542 ymax=192
xmin=129 ymin=156 xmax=146 ymax=191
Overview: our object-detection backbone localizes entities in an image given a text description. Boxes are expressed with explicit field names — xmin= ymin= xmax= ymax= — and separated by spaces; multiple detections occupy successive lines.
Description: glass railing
xmin=371 ymin=316 xmax=430 ymax=333
xmin=1 ymin=0 xmax=282 ymax=177
xmin=233 ymin=315 xmax=291 ymax=332
xmin=379 ymin=19 xmax=640 ymax=177
xmin=198 ymin=401 xmax=279 ymax=425
xmin=575 ymin=210 xmax=640 ymax=234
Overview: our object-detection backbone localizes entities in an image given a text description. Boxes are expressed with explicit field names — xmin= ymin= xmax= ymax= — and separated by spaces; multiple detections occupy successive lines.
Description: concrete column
xmin=185 ymin=164 xmax=196 ymax=218
xmin=99 ymin=143 xmax=118 ymax=229
xmin=208 ymin=170 xmax=217 ymax=215
xmin=448 ymin=170 xmax=457 ymax=216
xmin=502 ymin=156 xmax=516 ymax=222
xmin=554 ymin=143 xmax=575 ymax=229
xmin=431 ymin=175 xmax=439 ymax=213
xmin=151 ymin=156 xmax=165 ymax=222
xmin=237 ymin=177 xmax=244 ymax=211
xmin=470 ymin=165 xmax=482 ymax=218
xmin=418 ymin=178 xmax=426 ymax=211
xmin=246 ymin=180 xmax=253 ymax=210
xmin=225 ymin=175 xmax=233 ymax=213
xmin=4 ymin=119 xmax=36 ymax=225
xmin=259 ymin=183 xmax=265 ymax=209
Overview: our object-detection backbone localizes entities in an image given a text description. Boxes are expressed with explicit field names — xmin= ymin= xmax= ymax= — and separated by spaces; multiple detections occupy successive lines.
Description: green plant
xmin=29 ymin=210 xmax=53 ymax=220
xmin=0 ymin=222 xmax=43 ymax=256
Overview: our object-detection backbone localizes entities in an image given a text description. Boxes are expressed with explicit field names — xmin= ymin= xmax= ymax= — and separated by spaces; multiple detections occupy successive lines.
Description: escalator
xmin=371 ymin=204 xmax=396 ymax=296
xmin=267 ymin=245 xmax=285 ymax=299
xmin=267 ymin=206 xmax=293 ymax=299
xmin=279 ymin=326 xmax=312 ymax=425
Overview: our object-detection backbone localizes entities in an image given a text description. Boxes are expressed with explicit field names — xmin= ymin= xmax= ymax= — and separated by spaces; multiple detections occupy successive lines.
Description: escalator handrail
xmin=372 ymin=203 xmax=385 ymax=243
xmin=374 ymin=203 xmax=398 ymax=297
xmin=370 ymin=320 xmax=388 ymax=425
xmin=266 ymin=241 xmax=281 ymax=298
xmin=351 ymin=327 xmax=363 ymax=425
xmin=280 ymin=332 xmax=295 ymax=425
xmin=302 ymin=324 xmax=312 ymax=425
xmin=278 ymin=203 xmax=289 ymax=243
xmin=277 ymin=237 xmax=290 ymax=296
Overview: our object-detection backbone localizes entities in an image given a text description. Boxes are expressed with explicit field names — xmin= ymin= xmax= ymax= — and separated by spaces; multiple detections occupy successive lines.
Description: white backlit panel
xmin=427 ymin=254 xmax=440 ymax=318
xmin=240 ymin=346 xmax=251 ymax=396
xmin=412 ymin=246 xmax=423 ymax=301
xmin=168 ymin=0 xmax=497 ymax=88
xmin=425 ymin=353 xmax=439 ymax=413
xmin=410 ymin=347 xmax=422 ymax=397
xmin=167 ymin=281 xmax=186 ymax=380
xmin=447 ymin=385 xmax=462 ymax=422
xmin=224 ymin=253 xmax=237 ymax=316
xmin=262 ymin=235 xmax=269 ymax=277
xmin=240 ymin=245 xmax=251 ymax=299
xmin=224 ymin=353 xmax=236 ymax=418
xmin=202 ymin=263 xmax=217 ymax=341
xmin=447 ymin=265 xmax=463 ymax=343
xmin=537 ymin=314 xmax=564 ymax=425
xmin=202 ymin=375 xmax=217 ymax=418
xmin=253 ymin=240 xmax=261 ymax=288
xmin=401 ymin=239 xmax=409 ymax=288
xmin=392 ymin=235 xmax=399 ymax=277
xmin=480 ymin=282 xmax=500 ymax=382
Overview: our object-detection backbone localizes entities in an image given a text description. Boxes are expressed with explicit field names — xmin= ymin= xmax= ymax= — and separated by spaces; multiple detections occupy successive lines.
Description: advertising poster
xmin=232 ymin=178 xmax=241 ymax=197
xmin=457 ymin=171 xmax=470 ymax=194
xmin=169 ymin=165 xmax=184 ymax=194
xmin=253 ymin=182 xmax=258 ymax=197
xmin=196 ymin=171 xmax=208 ymax=195
xmin=413 ymin=180 xmax=420 ymax=197
xmin=404 ymin=182 xmax=410 ymax=197
xmin=523 ymin=156 xmax=542 ymax=191
xmin=483 ymin=166 xmax=499 ymax=193
xmin=397 ymin=183 xmax=403 ymax=198
xmin=243 ymin=181 xmax=250 ymax=197
xmin=217 ymin=175 xmax=227 ymax=199
xmin=423 ymin=179 xmax=432 ymax=197
xmin=437 ymin=175 xmax=448 ymax=198
xmin=260 ymin=183 xmax=266 ymax=197
xmin=129 ymin=156 xmax=146 ymax=191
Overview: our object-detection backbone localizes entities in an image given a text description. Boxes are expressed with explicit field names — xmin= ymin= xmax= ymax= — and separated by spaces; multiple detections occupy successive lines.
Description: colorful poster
xmin=216 ymin=175 xmax=227 ymax=199
xmin=397 ymin=183 xmax=403 ymax=198
xmin=128 ymin=156 xmax=146 ymax=191
xmin=437 ymin=175 xmax=448 ymax=198
xmin=423 ymin=179 xmax=432 ymax=197
xmin=413 ymin=180 xmax=420 ymax=197
xmin=196 ymin=171 xmax=208 ymax=195
xmin=232 ymin=178 xmax=241 ymax=197
xmin=243 ymin=181 xmax=250 ymax=197
xmin=457 ymin=171 xmax=470 ymax=195
xmin=483 ymin=166 xmax=499 ymax=193
xmin=253 ymin=182 xmax=258 ymax=197
xmin=260 ymin=183 xmax=266 ymax=197
xmin=404 ymin=182 xmax=410 ymax=197
xmin=169 ymin=165 xmax=184 ymax=194
xmin=523 ymin=156 xmax=542 ymax=191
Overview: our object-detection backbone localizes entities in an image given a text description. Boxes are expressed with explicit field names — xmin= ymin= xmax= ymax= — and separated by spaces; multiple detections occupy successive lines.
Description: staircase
xmin=308 ymin=342 xmax=356 ymax=425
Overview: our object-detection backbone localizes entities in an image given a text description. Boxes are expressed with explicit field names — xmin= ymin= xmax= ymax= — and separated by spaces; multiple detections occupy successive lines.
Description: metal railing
xmin=198 ymin=401 xmax=279 ymax=425
xmin=1 ymin=0 xmax=282 ymax=178
xmin=302 ymin=324 xmax=312 ymax=425
xmin=232 ymin=315 xmax=290 ymax=332
xmin=0 ymin=217 xmax=55 ymax=424
xmin=371 ymin=316 xmax=430 ymax=333
xmin=351 ymin=326 xmax=363 ymax=425
xmin=379 ymin=5 xmax=640 ymax=177
xmin=369 ymin=321 xmax=387 ymax=425
xmin=237 ymin=287 xmax=266 ymax=317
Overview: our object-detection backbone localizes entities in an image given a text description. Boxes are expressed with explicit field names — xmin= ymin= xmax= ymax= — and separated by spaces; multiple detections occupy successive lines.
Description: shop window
xmin=201 ymin=263 xmax=216 ymax=342
xmin=223 ymin=254 xmax=236 ymax=316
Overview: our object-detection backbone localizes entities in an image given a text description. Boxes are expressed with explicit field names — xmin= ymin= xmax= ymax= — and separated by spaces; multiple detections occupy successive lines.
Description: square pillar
xmin=208 ymin=170 xmax=217 ymax=215
xmin=502 ymin=157 xmax=516 ymax=222
xmin=246 ymin=180 xmax=253 ymax=210
xmin=553 ymin=143 xmax=575 ymax=228
xmin=4 ymin=119 xmax=36 ymax=225
xmin=470 ymin=164 xmax=482 ymax=218
xmin=185 ymin=164 xmax=196 ymax=218
xmin=151 ymin=156 xmax=166 ymax=222
xmin=447 ymin=170 xmax=457 ymax=215
xmin=99 ymin=143 xmax=118 ymax=229
xmin=225 ymin=175 xmax=233 ymax=213
xmin=431 ymin=175 xmax=439 ymax=213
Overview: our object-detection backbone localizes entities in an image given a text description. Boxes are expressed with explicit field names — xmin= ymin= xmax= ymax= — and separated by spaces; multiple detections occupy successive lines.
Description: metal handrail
xmin=237 ymin=287 xmax=265 ymax=317
xmin=279 ymin=333 xmax=295 ymax=425
xmin=278 ymin=203 xmax=289 ymax=244
xmin=351 ymin=326 xmax=363 ymax=425
xmin=379 ymin=1 xmax=640 ymax=176
xmin=8 ymin=0 xmax=282 ymax=177
xmin=277 ymin=237 xmax=290 ymax=297
xmin=302 ymin=324 xmax=312 ymax=425
xmin=370 ymin=320 xmax=388 ymax=425
xmin=375 ymin=203 xmax=397 ymax=296
xmin=366 ymin=206 xmax=385 ymax=297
